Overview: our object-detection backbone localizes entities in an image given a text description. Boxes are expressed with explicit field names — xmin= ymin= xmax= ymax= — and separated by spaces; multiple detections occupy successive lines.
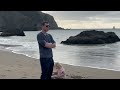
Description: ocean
xmin=1 ymin=29 xmax=120 ymax=71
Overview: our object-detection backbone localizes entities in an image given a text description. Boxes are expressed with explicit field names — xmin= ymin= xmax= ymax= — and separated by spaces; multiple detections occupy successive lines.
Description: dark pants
xmin=40 ymin=57 xmax=54 ymax=79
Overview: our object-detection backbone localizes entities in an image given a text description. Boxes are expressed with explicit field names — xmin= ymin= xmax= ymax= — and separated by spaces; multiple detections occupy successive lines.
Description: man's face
xmin=43 ymin=23 xmax=50 ymax=32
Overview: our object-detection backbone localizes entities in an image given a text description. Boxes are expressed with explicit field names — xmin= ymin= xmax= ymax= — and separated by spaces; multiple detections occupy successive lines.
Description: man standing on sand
xmin=37 ymin=21 xmax=56 ymax=79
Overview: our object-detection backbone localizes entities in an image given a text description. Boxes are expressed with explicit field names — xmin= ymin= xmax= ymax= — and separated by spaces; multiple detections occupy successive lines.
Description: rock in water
xmin=61 ymin=30 xmax=120 ymax=44
xmin=0 ymin=29 xmax=25 ymax=36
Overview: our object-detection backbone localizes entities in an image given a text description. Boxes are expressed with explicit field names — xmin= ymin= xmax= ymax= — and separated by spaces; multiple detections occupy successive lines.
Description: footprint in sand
xmin=18 ymin=64 xmax=22 ymax=66
xmin=1 ymin=75 xmax=6 ymax=77
xmin=24 ymin=74 xmax=27 ymax=76
xmin=70 ymin=75 xmax=83 ymax=79
xmin=5 ymin=70 xmax=11 ymax=72
xmin=32 ymin=76 xmax=36 ymax=78
xmin=20 ymin=77 xmax=27 ymax=79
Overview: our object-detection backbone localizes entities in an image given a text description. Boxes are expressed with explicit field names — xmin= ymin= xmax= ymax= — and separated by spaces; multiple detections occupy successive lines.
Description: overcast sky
xmin=42 ymin=11 xmax=120 ymax=29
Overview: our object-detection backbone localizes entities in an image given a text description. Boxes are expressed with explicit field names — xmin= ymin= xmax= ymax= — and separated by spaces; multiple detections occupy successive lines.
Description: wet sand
xmin=0 ymin=50 xmax=120 ymax=79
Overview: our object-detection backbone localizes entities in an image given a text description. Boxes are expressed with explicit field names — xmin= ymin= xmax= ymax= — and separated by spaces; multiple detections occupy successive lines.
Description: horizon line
xmin=63 ymin=28 xmax=120 ymax=30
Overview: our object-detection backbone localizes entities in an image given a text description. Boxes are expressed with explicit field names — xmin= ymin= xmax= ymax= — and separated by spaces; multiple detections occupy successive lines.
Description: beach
xmin=0 ymin=50 xmax=120 ymax=79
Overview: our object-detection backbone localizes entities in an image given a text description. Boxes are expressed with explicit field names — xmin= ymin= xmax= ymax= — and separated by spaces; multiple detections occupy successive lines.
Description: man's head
xmin=41 ymin=21 xmax=50 ymax=32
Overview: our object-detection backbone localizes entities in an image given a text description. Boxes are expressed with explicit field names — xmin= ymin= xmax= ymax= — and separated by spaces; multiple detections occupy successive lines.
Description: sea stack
xmin=61 ymin=30 xmax=120 ymax=44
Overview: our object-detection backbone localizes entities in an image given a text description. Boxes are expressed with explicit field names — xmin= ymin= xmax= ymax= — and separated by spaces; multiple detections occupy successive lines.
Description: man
xmin=37 ymin=21 xmax=56 ymax=79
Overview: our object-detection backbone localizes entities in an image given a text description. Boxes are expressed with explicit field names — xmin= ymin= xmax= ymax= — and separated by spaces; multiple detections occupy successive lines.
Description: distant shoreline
xmin=0 ymin=28 xmax=120 ymax=32
xmin=26 ymin=28 xmax=120 ymax=31
xmin=64 ymin=28 xmax=120 ymax=30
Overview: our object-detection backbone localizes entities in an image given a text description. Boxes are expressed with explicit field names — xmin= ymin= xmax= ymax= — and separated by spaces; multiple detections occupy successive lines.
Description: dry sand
xmin=0 ymin=50 xmax=120 ymax=79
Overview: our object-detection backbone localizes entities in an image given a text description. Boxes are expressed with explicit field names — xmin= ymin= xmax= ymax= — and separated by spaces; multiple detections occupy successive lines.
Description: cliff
xmin=0 ymin=11 xmax=60 ymax=32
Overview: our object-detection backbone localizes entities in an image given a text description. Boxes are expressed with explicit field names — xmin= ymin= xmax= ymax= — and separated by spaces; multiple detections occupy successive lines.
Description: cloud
xmin=42 ymin=11 xmax=120 ymax=28
xmin=42 ymin=11 xmax=120 ymax=22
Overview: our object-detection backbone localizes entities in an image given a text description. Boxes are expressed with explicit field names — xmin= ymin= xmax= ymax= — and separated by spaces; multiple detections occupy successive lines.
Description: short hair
xmin=42 ymin=21 xmax=49 ymax=26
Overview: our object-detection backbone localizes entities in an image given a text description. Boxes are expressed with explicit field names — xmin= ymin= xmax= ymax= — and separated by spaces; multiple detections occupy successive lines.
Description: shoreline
xmin=2 ymin=46 xmax=120 ymax=72
xmin=0 ymin=50 xmax=120 ymax=79
xmin=3 ymin=46 xmax=120 ymax=72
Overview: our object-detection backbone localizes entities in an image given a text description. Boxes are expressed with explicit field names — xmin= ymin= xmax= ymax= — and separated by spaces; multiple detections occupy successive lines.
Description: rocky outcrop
xmin=61 ymin=30 xmax=120 ymax=44
xmin=0 ymin=11 xmax=61 ymax=36
xmin=18 ymin=11 xmax=59 ymax=30
xmin=0 ymin=29 xmax=25 ymax=36
xmin=0 ymin=11 xmax=60 ymax=31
